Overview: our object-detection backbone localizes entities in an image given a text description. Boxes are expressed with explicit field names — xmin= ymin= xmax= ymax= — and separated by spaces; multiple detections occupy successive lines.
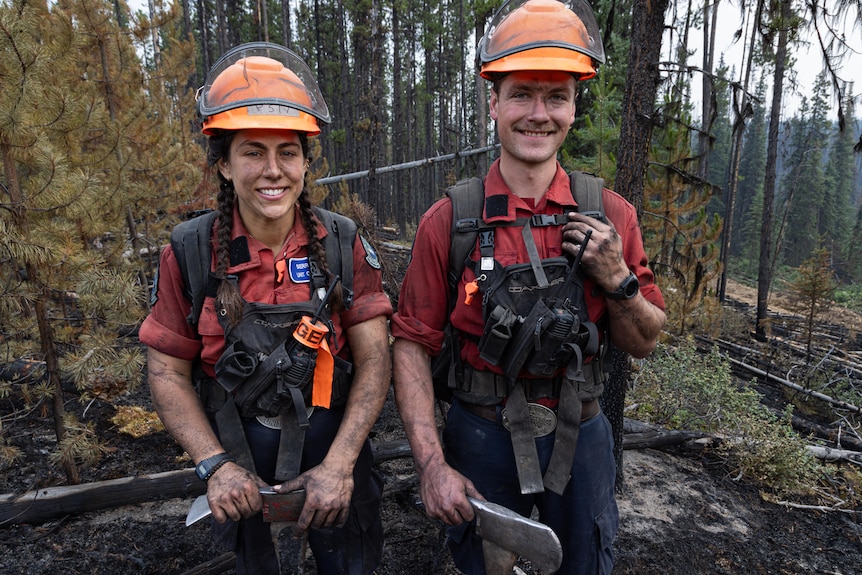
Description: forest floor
xmin=1 ymin=277 xmax=861 ymax=575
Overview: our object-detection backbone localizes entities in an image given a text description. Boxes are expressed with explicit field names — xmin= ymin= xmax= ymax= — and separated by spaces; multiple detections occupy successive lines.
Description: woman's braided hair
xmin=205 ymin=131 xmax=342 ymax=327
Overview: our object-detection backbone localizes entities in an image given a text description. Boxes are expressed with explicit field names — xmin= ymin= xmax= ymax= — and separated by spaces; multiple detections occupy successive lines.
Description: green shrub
xmin=629 ymin=338 xmax=826 ymax=496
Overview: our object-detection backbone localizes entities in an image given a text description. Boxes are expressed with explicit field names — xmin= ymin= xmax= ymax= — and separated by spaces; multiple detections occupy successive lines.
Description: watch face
xmin=606 ymin=272 xmax=638 ymax=300
xmin=623 ymin=274 xmax=639 ymax=297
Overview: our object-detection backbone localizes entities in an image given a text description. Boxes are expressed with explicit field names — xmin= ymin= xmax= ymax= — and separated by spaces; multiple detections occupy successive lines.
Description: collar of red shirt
xmin=482 ymin=160 xmax=578 ymax=224
xmin=215 ymin=203 xmax=330 ymax=274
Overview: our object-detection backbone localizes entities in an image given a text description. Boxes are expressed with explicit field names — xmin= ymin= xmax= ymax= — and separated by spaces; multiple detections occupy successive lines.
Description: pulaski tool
xmin=187 ymin=490 xmax=562 ymax=573
xmin=185 ymin=487 xmax=307 ymax=527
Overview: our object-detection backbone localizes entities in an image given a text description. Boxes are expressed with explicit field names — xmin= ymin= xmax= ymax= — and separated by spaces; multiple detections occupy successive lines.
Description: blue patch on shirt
xmin=289 ymin=257 xmax=311 ymax=283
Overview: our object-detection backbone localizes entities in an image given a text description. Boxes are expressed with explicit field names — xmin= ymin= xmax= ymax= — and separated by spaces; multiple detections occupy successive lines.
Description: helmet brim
xmin=480 ymin=47 xmax=597 ymax=80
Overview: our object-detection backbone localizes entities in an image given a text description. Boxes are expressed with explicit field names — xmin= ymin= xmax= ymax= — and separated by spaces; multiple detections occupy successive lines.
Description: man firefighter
xmin=391 ymin=1 xmax=666 ymax=573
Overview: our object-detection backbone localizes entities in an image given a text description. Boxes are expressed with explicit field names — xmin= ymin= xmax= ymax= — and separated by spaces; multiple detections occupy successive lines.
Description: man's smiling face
xmin=490 ymin=70 xmax=577 ymax=169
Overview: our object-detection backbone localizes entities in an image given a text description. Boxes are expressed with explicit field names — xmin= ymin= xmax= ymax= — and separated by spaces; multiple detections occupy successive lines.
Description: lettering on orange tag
xmin=293 ymin=316 xmax=329 ymax=348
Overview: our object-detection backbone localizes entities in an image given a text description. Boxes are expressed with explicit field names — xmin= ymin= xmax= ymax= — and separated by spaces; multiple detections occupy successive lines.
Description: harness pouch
xmin=215 ymin=300 xmax=317 ymax=418
xmin=498 ymin=297 xmax=553 ymax=381
xmin=477 ymin=305 xmax=516 ymax=366
xmin=477 ymin=258 xmax=575 ymax=381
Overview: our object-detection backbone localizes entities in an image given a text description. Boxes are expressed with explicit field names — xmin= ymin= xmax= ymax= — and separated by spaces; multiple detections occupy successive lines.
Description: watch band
xmin=195 ymin=452 xmax=235 ymax=481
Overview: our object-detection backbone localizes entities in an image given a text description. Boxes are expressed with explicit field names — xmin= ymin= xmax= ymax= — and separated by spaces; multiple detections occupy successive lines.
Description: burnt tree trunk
xmin=609 ymin=0 xmax=670 ymax=489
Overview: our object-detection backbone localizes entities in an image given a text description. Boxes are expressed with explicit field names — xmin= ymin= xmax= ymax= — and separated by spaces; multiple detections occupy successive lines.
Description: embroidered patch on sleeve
xmin=359 ymin=235 xmax=381 ymax=270
xmin=149 ymin=268 xmax=159 ymax=307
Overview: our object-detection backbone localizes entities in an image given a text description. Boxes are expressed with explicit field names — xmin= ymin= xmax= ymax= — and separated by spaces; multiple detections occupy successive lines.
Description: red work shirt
xmin=391 ymin=160 xmax=665 ymax=373
xmin=140 ymin=207 xmax=392 ymax=377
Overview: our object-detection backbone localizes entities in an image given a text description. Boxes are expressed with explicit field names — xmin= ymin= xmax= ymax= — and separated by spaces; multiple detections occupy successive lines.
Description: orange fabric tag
xmin=292 ymin=316 xmax=334 ymax=409
xmin=311 ymin=338 xmax=334 ymax=409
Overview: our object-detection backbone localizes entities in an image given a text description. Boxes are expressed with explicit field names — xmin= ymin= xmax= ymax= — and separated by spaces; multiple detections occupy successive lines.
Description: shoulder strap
xmin=312 ymin=207 xmax=357 ymax=309
xmin=170 ymin=210 xmax=218 ymax=327
xmin=569 ymin=170 xmax=606 ymax=222
xmin=446 ymin=177 xmax=485 ymax=292
xmin=445 ymin=172 xmax=606 ymax=289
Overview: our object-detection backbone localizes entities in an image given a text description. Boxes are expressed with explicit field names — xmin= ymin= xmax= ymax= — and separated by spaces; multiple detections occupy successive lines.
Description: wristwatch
xmin=195 ymin=452 xmax=235 ymax=481
xmin=604 ymin=271 xmax=639 ymax=300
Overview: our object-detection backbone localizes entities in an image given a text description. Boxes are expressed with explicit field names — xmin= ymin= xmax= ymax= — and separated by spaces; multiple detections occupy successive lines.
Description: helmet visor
xmin=478 ymin=0 xmax=605 ymax=69
xmin=197 ymin=42 xmax=331 ymax=125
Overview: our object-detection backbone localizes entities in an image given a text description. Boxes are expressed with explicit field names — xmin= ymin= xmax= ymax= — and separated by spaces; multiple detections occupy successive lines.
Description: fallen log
xmin=0 ymin=438 xmax=420 ymax=527
xmin=0 ymin=468 xmax=204 ymax=526
xmin=725 ymin=356 xmax=862 ymax=415
xmin=0 ymin=359 xmax=46 ymax=383
xmin=806 ymin=445 xmax=862 ymax=465
xmin=791 ymin=414 xmax=862 ymax=452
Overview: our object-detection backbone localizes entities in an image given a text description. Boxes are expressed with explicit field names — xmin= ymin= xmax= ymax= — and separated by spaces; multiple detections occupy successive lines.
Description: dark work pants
xmin=211 ymin=407 xmax=383 ymax=575
xmin=443 ymin=398 xmax=618 ymax=575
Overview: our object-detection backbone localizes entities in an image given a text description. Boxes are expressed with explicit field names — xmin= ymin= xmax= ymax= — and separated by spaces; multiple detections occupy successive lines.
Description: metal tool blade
xmin=469 ymin=497 xmax=563 ymax=574
xmin=185 ymin=494 xmax=212 ymax=527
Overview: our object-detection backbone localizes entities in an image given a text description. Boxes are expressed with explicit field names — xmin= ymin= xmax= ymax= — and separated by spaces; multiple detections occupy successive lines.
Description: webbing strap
xmin=521 ymin=219 xmax=549 ymax=288
xmin=171 ymin=211 xmax=217 ymax=326
xmin=215 ymin=399 xmax=256 ymax=475
xmin=506 ymin=383 xmax=545 ymax=494
xmin=275 ymin=407 xmax=306 ymax=483
xmin=542 ymin=382 xmax=583 ymax=495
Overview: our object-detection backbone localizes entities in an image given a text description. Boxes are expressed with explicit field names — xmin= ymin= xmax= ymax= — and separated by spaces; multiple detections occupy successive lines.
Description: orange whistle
xmin=275 ymin=259 xmax=287 ymax=283
xmin=464 ymin=280 xmax=479 ymax=305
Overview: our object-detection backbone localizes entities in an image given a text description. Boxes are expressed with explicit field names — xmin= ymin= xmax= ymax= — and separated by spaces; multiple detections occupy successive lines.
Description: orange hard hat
xmin=478 ymin=0 xmax=605 ymax=80
xmin=197 ymin=42 xmax=330 ymax=135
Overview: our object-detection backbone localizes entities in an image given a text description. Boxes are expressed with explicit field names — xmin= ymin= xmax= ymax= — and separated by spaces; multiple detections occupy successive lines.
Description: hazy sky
xmin=681 ymin=2 xmax=861 ymax=119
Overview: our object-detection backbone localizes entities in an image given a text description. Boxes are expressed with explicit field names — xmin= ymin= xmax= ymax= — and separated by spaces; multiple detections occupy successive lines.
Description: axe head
xmin=469 ymin=497 xmax=563 ymax=574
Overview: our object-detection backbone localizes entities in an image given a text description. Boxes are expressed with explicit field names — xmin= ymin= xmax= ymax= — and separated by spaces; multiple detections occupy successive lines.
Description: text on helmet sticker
xmin=246 ymin=104 xmax=302 ymax=117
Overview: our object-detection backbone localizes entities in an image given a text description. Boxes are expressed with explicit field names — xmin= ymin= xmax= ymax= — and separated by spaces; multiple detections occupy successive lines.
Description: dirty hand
xmin=275 ymin=462 xmax=353 ymax=533
xmin=207 ymin=462 xmax=267 ymax=523
xmin=561 ymin=212 xmax=630 ymax=291
xmin=418 ymin=459 xmax=482 ymax=526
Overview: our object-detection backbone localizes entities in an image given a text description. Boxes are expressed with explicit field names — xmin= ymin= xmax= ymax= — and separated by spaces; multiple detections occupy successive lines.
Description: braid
xmin=297 ymin=189 xmax=344 ymax=311
xmin=207 ymin=132 xmax=244 ymax=327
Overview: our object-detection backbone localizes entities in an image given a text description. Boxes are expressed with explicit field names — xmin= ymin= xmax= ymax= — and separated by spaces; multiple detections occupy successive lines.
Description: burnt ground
xmin=2 ymin=379 xmax=861 ymax=575
xmin=2 ymin=263 xmax=862 ymax=575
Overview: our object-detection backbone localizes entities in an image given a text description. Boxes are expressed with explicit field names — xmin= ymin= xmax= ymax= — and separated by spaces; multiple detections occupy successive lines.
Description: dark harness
xmin=435 ymin=173 xmax=609 ymax=495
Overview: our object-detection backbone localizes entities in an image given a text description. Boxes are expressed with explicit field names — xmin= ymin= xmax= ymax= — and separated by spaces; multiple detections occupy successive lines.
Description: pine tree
xmin=705 ymin=58 xmax=733 ymax=216
xmin=0 ymin=0 xmax=195 ymax=481
xmin=565 ymin=68 xmax=621 ymax=182
xmin=777 ymin=74 xmax=830 ymax=268
xmin=642 ymin=108 xmax=723 ymax=337
xmin=823 ymin=88 xmax=858 ymax=274
xmin=733 ymin=75 xmax=768 ymax=257
xmin=787 ymin=247 xmax=836 ymax=364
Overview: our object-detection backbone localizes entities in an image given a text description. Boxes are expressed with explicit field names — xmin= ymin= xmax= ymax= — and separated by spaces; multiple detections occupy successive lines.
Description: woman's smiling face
xmin=217 ymin=128 xmax=307 ymax=233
